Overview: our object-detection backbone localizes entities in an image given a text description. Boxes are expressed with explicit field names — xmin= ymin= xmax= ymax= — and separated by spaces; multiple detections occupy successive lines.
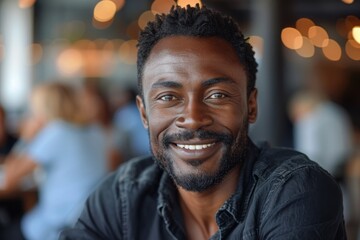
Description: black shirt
xmin=60 ymin=141 xmax=346 ymax=239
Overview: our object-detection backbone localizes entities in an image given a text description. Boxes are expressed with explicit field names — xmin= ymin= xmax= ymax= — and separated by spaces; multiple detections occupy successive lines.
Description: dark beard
xmin=150 ymin=122 xmax=249 ymax=192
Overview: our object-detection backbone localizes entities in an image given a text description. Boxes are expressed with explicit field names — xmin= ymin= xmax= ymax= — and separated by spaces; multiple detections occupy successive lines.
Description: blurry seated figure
xmin=0 ymin=82 xmax=108 ymax=240
xmin=79 ymin=84 xmax=125 ymax=171
xmin=289 ymin=90 xmax=352 ymax=177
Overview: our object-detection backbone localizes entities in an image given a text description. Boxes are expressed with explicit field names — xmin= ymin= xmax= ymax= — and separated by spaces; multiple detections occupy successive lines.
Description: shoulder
xmin=253 ymin=143 xmax=342 ymax=215
xmin=251 ymin=145 xmax=345 ymax=238
xmin=254 ymin=143 xmax=325 ymax=181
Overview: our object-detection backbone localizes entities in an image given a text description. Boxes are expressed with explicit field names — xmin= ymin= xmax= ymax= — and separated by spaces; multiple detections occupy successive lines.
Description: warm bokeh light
xmin=342 ymin=0 xmax=354 ymax=4
xmin=345 ymin=40 xmax=360 ymax=60
xmin=138 ymin=11 xmax=156 ymax=30
xmin=352 ymin=26 xmax=360 ymax=44
xmin=151 ymin=0 xmax=175 ymax=14
xmin=281 ymin=27 xmax=303 ymax=49
xmin=177 ymin=0 xmax=202 ymax=7
xmin=31 ymin=43 xmax=43 ymax=65
xmin=295 ymin=37 xmax=315 ymax=58
xmin=295 ymin=18 xmax=315 ymax=37
xmin=93 ymin=0 xmax=117 ymax=23
xmin=110 ymin=0 xmax=125 ymax=10
xmin=308 ymin=26 xmax=329 ymax=47
xmin=248 ymin=35 xmax=264 ymax=60
xmin=18 ymin=0 xmax=36 ymax=8
xmin=57 ymin=48 xmax=83 ymax=76
xmin=322 ymin=39 xmax=341 ymax=61
xmin=118 ymin=40 xmax=138 ymax=64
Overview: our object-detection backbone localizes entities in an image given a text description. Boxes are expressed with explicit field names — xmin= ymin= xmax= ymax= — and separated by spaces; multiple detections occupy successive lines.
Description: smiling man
xmin=60 ymin=5 xmax=346 ymax=240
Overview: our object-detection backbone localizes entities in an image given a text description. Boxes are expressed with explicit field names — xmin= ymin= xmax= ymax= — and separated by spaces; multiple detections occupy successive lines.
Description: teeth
xmin=176 ymin=143 xmax=215 ymax=150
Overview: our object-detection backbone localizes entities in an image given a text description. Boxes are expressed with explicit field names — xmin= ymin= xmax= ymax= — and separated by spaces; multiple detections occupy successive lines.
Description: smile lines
xmin=176 ymin=143 xmax=215 ymax=150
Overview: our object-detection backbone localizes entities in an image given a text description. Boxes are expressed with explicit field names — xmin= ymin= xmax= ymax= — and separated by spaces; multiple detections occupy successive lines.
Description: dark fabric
xmin=60 ymin=140 xmax=347 ymax=240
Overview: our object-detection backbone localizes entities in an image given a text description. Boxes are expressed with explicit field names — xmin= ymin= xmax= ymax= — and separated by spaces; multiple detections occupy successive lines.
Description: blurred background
xmin=0 ymin=0 xmax=359 ymax=238
xmin=0 ymin=0 xmax=359 ymax=145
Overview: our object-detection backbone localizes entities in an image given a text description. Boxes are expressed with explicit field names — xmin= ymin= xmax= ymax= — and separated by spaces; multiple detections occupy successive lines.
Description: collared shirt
xmin=60 ymin=140 xmax=346 ymax=240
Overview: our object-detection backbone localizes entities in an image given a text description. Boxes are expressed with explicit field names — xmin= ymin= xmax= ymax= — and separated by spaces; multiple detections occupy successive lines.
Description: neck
xmin=178 ymin=165 xmax=241 ymax=240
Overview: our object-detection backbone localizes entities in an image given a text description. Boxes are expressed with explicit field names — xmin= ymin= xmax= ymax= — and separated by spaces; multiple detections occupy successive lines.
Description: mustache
xmin=162 ymin=129 xmax=233 ymax=146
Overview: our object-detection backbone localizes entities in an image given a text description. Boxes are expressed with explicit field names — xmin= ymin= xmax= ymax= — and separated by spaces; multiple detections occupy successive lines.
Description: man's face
xmin=137 ymin=36 xmax=257 ymax=192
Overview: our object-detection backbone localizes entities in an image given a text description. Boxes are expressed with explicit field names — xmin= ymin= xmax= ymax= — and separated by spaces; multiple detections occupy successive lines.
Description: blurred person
xmin=112 ymin=87 xmax=150 ymax=160
xmin=289 ymin=90 xmax=352 ymax=177
xmin=0 ymin=82 xmax=108 ymax=240
xmin=79 ymin=84 xmax=125 ymax=171
xmin=61 ymin=5 xmax=346 ymax=239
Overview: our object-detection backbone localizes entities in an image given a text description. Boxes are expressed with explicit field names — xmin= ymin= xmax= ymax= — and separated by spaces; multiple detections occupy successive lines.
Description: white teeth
xmin=176 ymin=143 xmax=215 ymax=150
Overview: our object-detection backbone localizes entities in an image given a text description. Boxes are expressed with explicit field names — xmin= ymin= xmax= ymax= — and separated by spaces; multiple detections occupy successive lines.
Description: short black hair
xmin=137 ymin=4 xmax=258 ymax=97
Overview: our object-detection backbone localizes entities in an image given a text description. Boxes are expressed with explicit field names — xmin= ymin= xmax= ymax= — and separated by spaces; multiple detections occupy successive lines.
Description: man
xmin=61 ymin=5 xmax=346 ymax=239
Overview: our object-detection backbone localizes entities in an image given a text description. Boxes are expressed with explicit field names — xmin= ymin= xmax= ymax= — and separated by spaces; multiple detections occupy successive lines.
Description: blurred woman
xmin=79 ymin=84 xmax=126 ymax=171
xmin=0 ymin=82 xmax=108 ymax=240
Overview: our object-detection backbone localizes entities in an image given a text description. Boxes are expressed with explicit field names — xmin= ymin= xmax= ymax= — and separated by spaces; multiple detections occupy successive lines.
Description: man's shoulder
xmin=254 ymin=143 xmax=329 ymax=181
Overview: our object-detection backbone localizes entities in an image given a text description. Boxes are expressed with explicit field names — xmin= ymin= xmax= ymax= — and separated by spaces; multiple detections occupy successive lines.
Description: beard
xmin=150 ymin=120 xmax=249 ymax=192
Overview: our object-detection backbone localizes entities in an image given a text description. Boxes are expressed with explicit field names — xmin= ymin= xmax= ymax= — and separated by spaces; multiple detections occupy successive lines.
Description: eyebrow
xmin=151 ymin=81 xmax=183 ymax=89
xmin=201 ymin=77 xmax=236 ymax=88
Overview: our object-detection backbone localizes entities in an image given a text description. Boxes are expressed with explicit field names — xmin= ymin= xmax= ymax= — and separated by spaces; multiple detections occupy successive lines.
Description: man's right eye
xmin=159 ymin=95 xmax=177 ymax=101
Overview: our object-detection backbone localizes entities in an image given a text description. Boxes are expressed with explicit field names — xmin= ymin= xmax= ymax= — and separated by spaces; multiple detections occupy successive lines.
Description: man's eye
xmin=159 ymin=95 xmax=177 ymax=101
xmin=209 ymin=93 xmax=226 ymax=99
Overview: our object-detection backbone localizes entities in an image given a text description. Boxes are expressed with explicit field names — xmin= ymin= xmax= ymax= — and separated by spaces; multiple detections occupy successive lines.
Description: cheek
xmin=147 ymin=108 xmax=176 ymax=144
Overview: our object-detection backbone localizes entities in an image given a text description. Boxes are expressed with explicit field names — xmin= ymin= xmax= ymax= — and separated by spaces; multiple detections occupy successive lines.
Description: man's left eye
xmin=209 ymin=93 xmax=226 ymax=99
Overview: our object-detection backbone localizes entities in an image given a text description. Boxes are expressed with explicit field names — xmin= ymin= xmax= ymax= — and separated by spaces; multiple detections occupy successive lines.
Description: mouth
xmin=169 ymin=139 xmax=221 ymax=164
xmin=175 ymin=143 xmax=215 ymax=150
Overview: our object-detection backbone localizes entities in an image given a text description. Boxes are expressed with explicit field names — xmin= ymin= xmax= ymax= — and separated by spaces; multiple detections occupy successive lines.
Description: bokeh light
xmin=295 ymin=37 xmax=315 ymax=58
xmin=322 ymin=39 xmax=341 ymax=61
xmin=296 ymin=18 xmax=315 ymax=37
xmin=94 ymin=0 xmax=117 ymax=23
xmin=177 ymin=0 xmax=202 ymax=7
xmin=151 ymin=0 xmax=175 ymax=14
xmin=308 ymin=26 xmax=329 ymax=47
xmin=57 ymin=48 xmax=83 ymax=76
xmin=342 ymin=0 xmax=354 ymax=4
xmin=281 ymin=27 xmax=303 ymax=49
xmin=352 ymin=26 xmax=360 ymax=44
xmin=138 ymin=11 xmax=156 ymax=30
xmin=346 ymin=40 xmax=360 ymax=60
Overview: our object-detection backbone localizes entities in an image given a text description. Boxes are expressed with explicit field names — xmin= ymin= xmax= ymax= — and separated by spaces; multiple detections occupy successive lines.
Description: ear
xmin=248 ymin=88 xmax=258 ymax=123
xmin=136 ymin=95 xmax=149 ymax=129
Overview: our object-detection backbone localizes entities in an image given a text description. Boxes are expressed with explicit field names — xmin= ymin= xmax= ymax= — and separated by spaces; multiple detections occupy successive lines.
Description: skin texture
xmin=137 ymin=36 xmax=258 ymax=239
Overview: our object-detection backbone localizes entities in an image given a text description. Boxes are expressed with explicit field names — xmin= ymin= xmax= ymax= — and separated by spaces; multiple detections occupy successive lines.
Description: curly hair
xmin=137 ymin=4 xmax=258 ymax=97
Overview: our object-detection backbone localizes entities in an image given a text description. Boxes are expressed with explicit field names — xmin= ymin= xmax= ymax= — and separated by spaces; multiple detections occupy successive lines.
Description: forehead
xmin=142 ymin=36 xmax=246 ymax=88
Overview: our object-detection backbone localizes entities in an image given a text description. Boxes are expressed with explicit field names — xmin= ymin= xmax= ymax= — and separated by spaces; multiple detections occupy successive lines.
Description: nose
xmin=175 ymin=97 xmax=213 ymax=130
